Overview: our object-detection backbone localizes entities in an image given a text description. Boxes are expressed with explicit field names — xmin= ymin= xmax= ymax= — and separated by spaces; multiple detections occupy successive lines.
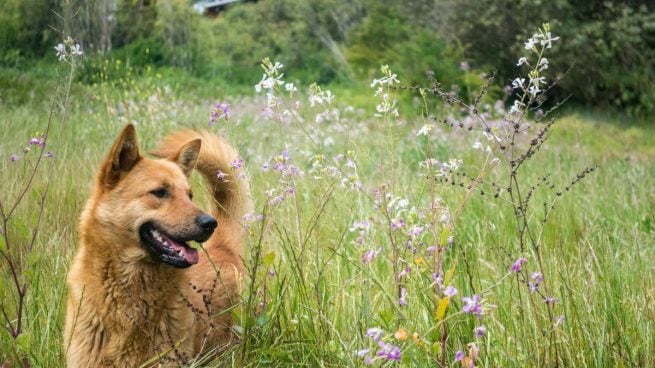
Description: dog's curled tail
xmin=152 ymin=130 xmax=252 ymax=249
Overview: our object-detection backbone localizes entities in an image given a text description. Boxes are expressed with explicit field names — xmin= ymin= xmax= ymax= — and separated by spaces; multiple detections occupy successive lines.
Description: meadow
xmin=1 ymin=38 xmax=654 ymax=367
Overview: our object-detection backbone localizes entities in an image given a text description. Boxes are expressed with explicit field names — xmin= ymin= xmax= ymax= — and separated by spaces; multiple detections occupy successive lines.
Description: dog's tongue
xmin=169 ymin=240 xmax=199 ymax=265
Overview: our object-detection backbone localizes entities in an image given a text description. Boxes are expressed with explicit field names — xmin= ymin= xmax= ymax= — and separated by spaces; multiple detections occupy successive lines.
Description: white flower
xmin=70 ymin=44 xmax=83 ymax=56
xmin=284 ymin=83 xmax=297 ymax=92
xmin=540 ymin=32 xmax=560 ymax=48
xmin=516 ymin=57 xmax=528 ymax=66
xmin=528 ymin=85 xmax=541 ymax=97
xmin=509 ymin=100 xmax=524 ymax=114
xmin=267 ymin=61 xmax=284 ymax=75
xmin=417 ymin=124 xmax=433 ymax=136
xmin=538 ymin=58 xmax=549 ymax=71
xmin=524 ymin=35 xmax=538 ymax=50
xmin=512 ymin=78 xmax=525 ymax=90
xmin=472 ymin=141 xmax=483 ymax=150
xmin=54 ymin=43 xmax=66 ymax=61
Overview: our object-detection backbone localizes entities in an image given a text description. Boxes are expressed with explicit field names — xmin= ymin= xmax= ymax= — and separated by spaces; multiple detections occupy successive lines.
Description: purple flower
xmin=528 ymin=272 xmax=543 ymax=293
xmin=28 ymin=137 xmax=45 ymax=147
xmin=398 ymin=266 xmax=411 ymax=278
xmin=267 ymin=269 xmax=276 ymax=277
xmin=356 ymin=349 xmax=370 ymax=357
xmin=390 ymin=218 xmax=405 ymax=230
xmin=208 ymin=102 xmax=230 ymax=126
xmin=455 ymin=350 xmax=465 ymax=362
xmin=462 ymin=295 xmax=483 ymax=318
xmin=216 ymin=170 xmax=227 ymax=181
xmin=361 ymin=247 xmax=382 ymax=263
xmin=366 ymin=328 xmax=384 ymax=342
xmin=444 ymin=285 xmax=458 ymax=297
xmin=44 ymin=151 xmax=54 ymax=158
xmin=229 ymin=159 xmax=244 ymax=170
xmin=473 ymin=325 xmax=486 ymax=338
xmin=511 ymin=257 xmax=528 ymax=273
xmin=399 ymin=287 xmax=408 ymax=307
xmin=376 ymin=341 xmax=401 ymax=361
xmin=545 ymin=296 xmax=558 ymax=305
xmin=10 ymin=154 xmax=19 ymax=162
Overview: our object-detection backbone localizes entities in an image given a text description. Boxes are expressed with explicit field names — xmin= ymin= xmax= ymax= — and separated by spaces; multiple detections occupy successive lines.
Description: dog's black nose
xmin=196 ymin=214 xmax=217 ymax=232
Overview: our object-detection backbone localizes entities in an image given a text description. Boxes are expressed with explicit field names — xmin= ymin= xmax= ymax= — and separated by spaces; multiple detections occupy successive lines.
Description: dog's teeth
xmin=178 ymin=250 xmax=184 ymax=257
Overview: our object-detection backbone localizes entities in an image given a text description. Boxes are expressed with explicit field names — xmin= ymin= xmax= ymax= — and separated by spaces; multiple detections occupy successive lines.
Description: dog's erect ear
xmin=170 ymin=139 xmax=201 ymax=177
xmin=100 ymin=124 xmax=141 ymax=188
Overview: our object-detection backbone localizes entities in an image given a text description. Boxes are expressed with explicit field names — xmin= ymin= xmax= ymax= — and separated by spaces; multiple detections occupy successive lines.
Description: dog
xmin=64 ymin=124 xmax=251 ymax=367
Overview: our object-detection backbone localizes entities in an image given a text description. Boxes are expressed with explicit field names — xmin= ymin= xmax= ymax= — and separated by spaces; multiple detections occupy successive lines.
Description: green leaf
xmin=262 ymin=251 xmax=276 ymax=266
xmin=16 ymin=332 xmax=30 ymax=353
xmin=0 ymin=236 xmax=6 ymax=252
xmin=443 ymin=266 xmax=456 ymax=287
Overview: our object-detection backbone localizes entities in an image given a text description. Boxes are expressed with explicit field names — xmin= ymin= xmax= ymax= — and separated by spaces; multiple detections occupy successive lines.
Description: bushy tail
xmin=152 ymin=130 xmax=252 ymax=251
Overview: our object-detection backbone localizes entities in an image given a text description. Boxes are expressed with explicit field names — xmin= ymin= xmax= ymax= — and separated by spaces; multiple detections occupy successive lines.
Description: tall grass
xmin=1 ymin=37 xmax=654 ymax=368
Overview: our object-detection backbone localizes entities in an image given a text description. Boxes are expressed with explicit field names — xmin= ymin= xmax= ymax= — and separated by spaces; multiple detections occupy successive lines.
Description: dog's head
xmin=93 ymin=124 xmax=216 ymax=268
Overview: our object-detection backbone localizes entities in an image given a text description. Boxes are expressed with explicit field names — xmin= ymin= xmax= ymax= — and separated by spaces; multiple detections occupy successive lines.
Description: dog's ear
xmin=170 ymin=139 xmax=201 ymax=177
xmin=100 ymin=124 xmax=141 ymax=188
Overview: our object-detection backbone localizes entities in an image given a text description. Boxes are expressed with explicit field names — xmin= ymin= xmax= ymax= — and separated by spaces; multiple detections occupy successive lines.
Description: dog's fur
xmin=64 ymin=124 xmax=250 ymax=367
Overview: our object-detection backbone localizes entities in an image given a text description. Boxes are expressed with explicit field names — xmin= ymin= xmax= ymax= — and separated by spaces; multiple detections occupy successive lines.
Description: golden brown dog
xmin=64 ymin=124 xmax=250 ymax=367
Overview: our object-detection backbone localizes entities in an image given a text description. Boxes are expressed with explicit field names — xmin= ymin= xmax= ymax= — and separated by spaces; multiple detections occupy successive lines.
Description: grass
xmin=0 ymin=63 xmax=654 ymax=367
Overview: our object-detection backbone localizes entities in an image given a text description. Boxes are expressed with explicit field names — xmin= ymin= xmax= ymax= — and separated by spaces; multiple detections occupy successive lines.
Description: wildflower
xmin=394 ymin=327 xmax=408 ymax=341
xmin=417 ymin=124 xmax=433 ymax=136
xmin=473 ymin=325 xmax=486 ymax=338
xmin=376 ymin=341 xmax=401 ymax=361
xmin=509 ymin=100 xmax=524 ymax=114
xmin=44 ymin=151 xmax=54 ymax=158
xmin=524 ymin=34 xmax=538 ymax=50
xmin=444 ymin=285 xmax=458 ymax=297
xmin=208 ymin=102 xmax=230 ymax=126
xmin=366 ymin=328 xmax=384 ymax=342
xmin=540 ymin=32 xmax=560 ymax=48
xmin=70 ymin=43 xmax=83 ymax=56
xmin=512 ymin=78 xmax=525 ymax=90
xmin=554 ymin=315 xmax=565 ymax=326
xmin=468 ymin=342 xmax=479 ymax=360
xmin=361 ymin=247 xmax=382 ymax=263
xmin=398 ymin=266 xmax=411 ymax=278
xmin=516 ymin=57 xmax=528 ymax=66
xmin=511 ymin=257 xmax=528 ymax=273
xmin=462 ymin=295 xmax=483 ymax=318
xmin=357 ymin=349 xmax=370 ymax=357
xmin=216 ymin=170 xmax=227 ymax=181
xmin=28 ymin=137 xmax=45 ymax=147
xmin=10 ymin=154 xmax=19 ymax=162
xmin=455 ymin=351 xmax=465 ymax=362
xmin=399 ymin=288 xmax=408 ymax=307
xmin=391 ymin=218 xmax=405 ymax=230
xmin=284 ymin=83 xmax=297 ymax=92
xmin=528 ymin=272 xmax=543 ymax=293
xmin=544 ymin=296 xmax=558 ymax=305
xmin=229 ymin=159 xmax=244 ymax=170
xmin=267 ymin=269 xmax=276 ymax=277
xmin=538 ymin=57 xmax=549 ymax=71
xmin=472 ymin=141 xmax=483 ymax=150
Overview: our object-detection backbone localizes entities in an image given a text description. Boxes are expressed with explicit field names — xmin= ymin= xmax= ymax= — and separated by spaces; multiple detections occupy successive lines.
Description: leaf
xmin=414 ymin=256 xmax=428 ymax=268
xmin=0 ymin=236 xmax=6 ymax=252
xmin=435 ymin=297 xmax=450 ymax=321
xmin=439 ymin=227 xmax=450 ymax=246
xmin=432 ymin=341 xmax=441 ymax=355
xmin=262 ymin=251 xmax=276 ymax=266
xmin=443 ymin=266 xmax=456 ymax=287
xmin=16 ymin=332 xmax=30 ymax=353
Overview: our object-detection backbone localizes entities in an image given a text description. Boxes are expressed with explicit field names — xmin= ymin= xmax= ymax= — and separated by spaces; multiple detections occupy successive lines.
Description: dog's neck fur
xmin=67 ymin=215 xmax=194 ymax=366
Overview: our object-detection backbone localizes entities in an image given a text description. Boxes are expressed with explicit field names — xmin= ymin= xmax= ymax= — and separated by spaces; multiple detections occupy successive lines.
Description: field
xmin=1 ymin=57 xmax=654 ymax=367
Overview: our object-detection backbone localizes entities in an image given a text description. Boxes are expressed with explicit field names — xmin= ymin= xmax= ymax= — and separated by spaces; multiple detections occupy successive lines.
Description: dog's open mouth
xmin=139 ymin=222 xmax=200 ymax=268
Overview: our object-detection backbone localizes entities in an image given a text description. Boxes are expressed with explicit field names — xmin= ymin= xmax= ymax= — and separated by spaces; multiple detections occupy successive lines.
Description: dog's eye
xmin=150 ymin=188 xmax=169 ymax=199
xmin=188 ymin=192 xmax=193 ymax=200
